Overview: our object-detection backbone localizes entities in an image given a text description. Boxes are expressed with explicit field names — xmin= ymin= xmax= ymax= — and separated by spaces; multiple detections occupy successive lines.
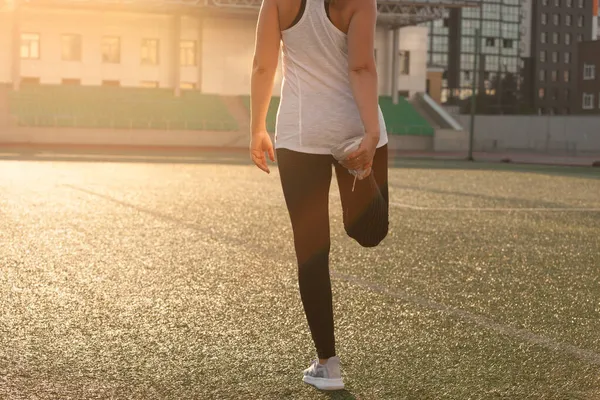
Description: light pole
xmin=468 ymin=28 xmax=481 ymax=162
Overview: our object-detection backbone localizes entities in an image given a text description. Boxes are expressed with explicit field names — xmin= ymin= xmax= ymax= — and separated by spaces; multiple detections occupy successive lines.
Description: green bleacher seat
xmin=8 ymin=85 xmax=239 ymax=132
xmin=239 ymin=95 xmax=433 ymax=136
xmin=378 ymin=96 xmax=434 ymax=136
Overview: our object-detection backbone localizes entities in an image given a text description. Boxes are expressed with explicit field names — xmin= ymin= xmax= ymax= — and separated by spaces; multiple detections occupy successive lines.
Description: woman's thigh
xmin=276 ymin=148 xmax=334 ymax=263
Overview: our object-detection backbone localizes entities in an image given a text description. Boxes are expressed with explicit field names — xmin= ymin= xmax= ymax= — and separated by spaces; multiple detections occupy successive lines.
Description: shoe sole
xmin=302 ymin=375 xmax=345 ymax=391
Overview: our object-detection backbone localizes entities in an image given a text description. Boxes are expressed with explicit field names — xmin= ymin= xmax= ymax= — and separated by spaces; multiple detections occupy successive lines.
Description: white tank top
xmin=275 ymin=0 xmax=388 ymax=155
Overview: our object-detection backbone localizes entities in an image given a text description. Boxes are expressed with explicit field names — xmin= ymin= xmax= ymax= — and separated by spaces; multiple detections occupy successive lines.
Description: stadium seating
xmin=241 ymin=95 xmax=279 ymax=133
xmin=240 ymin=95 xmax=434 ymax=136
xmin=9 ymin=85 xmax=239 ymax=131
xmin=377 ymin=96 xmax=434 ymax=136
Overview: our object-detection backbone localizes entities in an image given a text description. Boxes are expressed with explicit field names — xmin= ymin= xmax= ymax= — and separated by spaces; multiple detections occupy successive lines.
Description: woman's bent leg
xmin=334 ymin=144 xmax=389 ymax=247
xmin=277 ymin=148 xmax=336 ymax=359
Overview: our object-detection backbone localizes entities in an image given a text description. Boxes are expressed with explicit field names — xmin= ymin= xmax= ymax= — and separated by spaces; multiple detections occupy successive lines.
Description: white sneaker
xmin=302 ymin=356 xmax=345 ymax=391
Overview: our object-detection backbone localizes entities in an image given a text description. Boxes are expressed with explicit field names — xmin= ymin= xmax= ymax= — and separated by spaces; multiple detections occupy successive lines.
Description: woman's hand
xmin=250 ymin=131 xmax=275 ymax=174
xmin=340 ymin=134 xmax=379 ymax=179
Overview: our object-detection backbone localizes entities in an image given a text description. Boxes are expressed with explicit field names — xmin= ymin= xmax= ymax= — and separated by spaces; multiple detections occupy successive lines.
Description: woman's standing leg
xmin=277 ymin=148 xmax=336 ymax=360
xmin=334 ymin=144 xmax=389 ymax=247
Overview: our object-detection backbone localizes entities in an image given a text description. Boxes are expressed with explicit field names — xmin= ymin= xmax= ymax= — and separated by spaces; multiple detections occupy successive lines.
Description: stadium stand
xmin=377 ymin=96 xmax=434 ymax=136
xmin=7 ymin=85 xmax=432 ymax=135
xmin=241 ymin=95 xmax=280 ymax=133
xmin=8 ymin=85 xmax=239 ymax=131
xmin=240 ymin=95 xmax=434 ymax=136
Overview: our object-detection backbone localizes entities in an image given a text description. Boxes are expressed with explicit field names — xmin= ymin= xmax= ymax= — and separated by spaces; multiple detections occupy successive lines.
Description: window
xmin=567 ymin=0 xmax=573 ymax=6
xmin=539 ymin=69 xmax=546 ymax=81
xmin=565 ymin=88 xmax=570 ymax=99
xmin=141 ymin=38 xmax=159 ymax=65
xmin=486 ymin=37 xmax=496 ymax=47
xmin=577 ymin=34 xmax=584 ymax=42
xmin=61 ymin=78 xmax=80 ymax=85
xmin=20 ymin=33 xmax=40 ymax=59
xmin=61 ymin=34 xmax=82 ymax=61
xmin=564 ymin=52 xmax=571 ymax=63
xmin=180 ymin=40 xmax=196 ymax=67
xmin=565 ymin=33 xmax=572 ymax=44
xmin=102 ymin=36 xmax=120 ymax=63
xmin=539 ymin=88 xmax=545 ymax=99
xmin=582 ymin=93 xmax=594 ymax=109
xmin=551 ymin=70 xmax=558 ymax=81
xmin=577 ymin=15 xmax=584 ymax=27
xmin=578 ymin=0 xmax=584 ymax=7
xmin=564 ymin=70 xmax=570 ymax=82
xmin=399 ymin=51 xmax=410 ymax=75
xmin=541 ymin=32 xmax=547 ymax=43
xmin=552 ymin=32 xmax=559 ymax=44
xmin=542 ymin=0 xmax=548 ymax=5
xmin=553 ymin=14 xmax=560 ymax=25
xmin=552 ymin=51 xmax=558 ymax=63
xmin=552 ymin=88 xmax=559 ymax=100
xmin=541 ymin=13 xmax=548 ymax=25
xmin=102 ymin=80 xmax=120 ymax=87
xmin=503 ymin=39 xmax=513 ymax=48
xmin=540 ymin=50 xmax=547 ymax=62
xmin=565 ymin=14 xmax=572 ymax=26
xmin=554 ymin=0 xmax=560 ymax=6
xmin=180 ymin=82 xmax=196 ymax=90
xmin=583 ymin=64 xmax=596 ymax=79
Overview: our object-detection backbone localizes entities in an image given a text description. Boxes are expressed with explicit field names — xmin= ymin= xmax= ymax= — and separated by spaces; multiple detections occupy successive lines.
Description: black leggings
xmin=277 ymin=145 xmax=389 ymax=359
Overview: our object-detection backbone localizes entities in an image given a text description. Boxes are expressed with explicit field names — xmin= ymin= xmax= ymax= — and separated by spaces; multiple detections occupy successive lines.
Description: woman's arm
xmin=346 ymin=0 xmax=380 ymax=139
xmin=251 ymin=0 xmax=281 ymax=136
xmin=249 ymin=0 xmax=280 ymax=173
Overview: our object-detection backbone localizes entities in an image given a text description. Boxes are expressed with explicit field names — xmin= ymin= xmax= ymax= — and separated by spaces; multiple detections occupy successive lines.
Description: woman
xmin=250 ymin=0 xmax=389 ymax=391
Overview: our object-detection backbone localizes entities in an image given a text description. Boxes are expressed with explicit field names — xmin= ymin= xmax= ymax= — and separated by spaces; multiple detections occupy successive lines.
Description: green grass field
xmin=1 ymin=153 xmax=599 ymax=399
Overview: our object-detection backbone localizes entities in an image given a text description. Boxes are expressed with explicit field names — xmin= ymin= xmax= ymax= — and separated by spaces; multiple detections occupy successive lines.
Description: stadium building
xmin=0 ymin=0 xmax=471 ymax=150
xmin=523 ymin=0 xmax=599 ymax=115
xmin=422 ymin=0 xmax=523 ymax=106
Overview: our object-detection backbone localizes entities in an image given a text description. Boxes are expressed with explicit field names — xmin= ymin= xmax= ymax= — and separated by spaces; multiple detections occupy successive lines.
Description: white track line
xmin=332 ymin=271 xmax=600 ymax=366
xmin=390 ymin=203 xmax=600 ymax=212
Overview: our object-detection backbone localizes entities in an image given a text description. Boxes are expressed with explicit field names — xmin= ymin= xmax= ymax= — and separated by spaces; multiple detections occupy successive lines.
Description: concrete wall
xmin=434 ymin=129 xmax=469 ymax=152
xmin=17 ymin=10 xmax=174 ymax=87
xmin=376 ymin=26 xmax=428 ymax=98
xmin=5 ymin=9 xmax=283 ymax=95
xmin=387 ymin=134 xmax=433 ymax=152
xmin=0 ymin=125 xmax=433 ymax=152
xmin=0 ymin=13 xmax=12 ymax=84
xmin=200 ymin=16 xmax=283 ymax=96
xmin=455 ymin=115 xmax=600 ymax=153
xmin=2 ymin=7 xmax=423 ymax=98
xmin=396 ymin=26 xmax=428 ymax=98
xmin=375 ymin=26 xmax=392 ymax=96
xmin=0 ymin=126 xmax=247 ymax=147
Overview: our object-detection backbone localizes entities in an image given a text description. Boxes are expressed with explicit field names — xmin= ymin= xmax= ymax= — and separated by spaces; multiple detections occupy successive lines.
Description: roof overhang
xmin=10 ymin=0 xmax=480 ymax=26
